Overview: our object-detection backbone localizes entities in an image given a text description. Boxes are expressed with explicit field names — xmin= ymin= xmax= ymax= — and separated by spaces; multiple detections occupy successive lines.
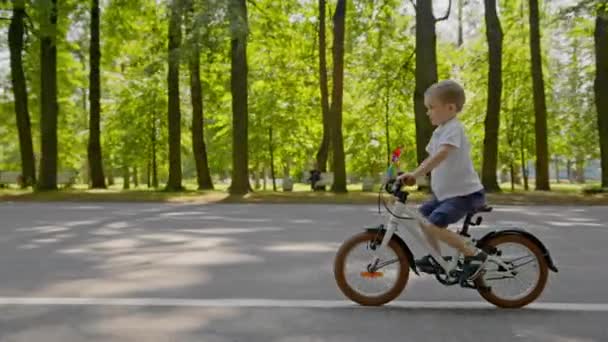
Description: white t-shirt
xmin=426 ymin=117 xmax=484 ymax=201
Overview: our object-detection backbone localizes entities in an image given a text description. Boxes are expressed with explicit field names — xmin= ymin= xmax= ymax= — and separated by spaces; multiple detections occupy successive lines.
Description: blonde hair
xmin=425 ymin=80 xmax=466 ymax=112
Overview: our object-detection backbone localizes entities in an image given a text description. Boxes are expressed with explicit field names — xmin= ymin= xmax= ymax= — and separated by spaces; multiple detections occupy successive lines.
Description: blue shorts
xmin=419 ymin=190 xmax=486 ymax=228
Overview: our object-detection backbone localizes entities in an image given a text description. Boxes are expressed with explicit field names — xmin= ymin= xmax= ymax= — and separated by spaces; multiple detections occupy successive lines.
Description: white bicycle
xmin=334 ymin=179 xmax=558 ymax=308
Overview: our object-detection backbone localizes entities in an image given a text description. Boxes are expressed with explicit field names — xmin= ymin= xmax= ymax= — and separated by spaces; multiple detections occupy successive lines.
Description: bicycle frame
xmin=377 ymin=199 xmax=515 ymax=279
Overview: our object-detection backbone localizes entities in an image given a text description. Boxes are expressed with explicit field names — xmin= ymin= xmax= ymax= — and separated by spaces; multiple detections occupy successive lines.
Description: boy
xmin=397 ymin=80 xmax=487 ymax=281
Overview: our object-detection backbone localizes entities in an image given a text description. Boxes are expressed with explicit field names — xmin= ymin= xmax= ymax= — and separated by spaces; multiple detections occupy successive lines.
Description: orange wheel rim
xmin=360 ymin=271 xmax=384 ymax=279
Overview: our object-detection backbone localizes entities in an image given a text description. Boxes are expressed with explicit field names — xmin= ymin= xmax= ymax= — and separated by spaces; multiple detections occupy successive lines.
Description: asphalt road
xmin=0 ymin=202 xmax=606 ymax=341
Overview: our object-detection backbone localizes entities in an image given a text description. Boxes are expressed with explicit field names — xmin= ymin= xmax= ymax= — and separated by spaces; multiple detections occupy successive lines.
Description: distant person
xmin=309 ymin=169 xmax=321 ymax=191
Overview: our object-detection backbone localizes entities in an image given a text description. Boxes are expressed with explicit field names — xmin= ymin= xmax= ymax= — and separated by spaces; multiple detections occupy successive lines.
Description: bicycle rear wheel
xmin=475 ymin=234 xmax=549 ymax=308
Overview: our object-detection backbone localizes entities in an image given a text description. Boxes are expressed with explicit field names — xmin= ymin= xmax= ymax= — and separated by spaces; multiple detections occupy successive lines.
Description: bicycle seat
xmin=460 ymin=206 xmax=493 ymax=236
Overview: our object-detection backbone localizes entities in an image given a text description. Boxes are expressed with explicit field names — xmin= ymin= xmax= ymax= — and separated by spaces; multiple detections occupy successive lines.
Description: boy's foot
xmin=462 ymin=251 xmax=488 ymax=280
xmin=415 ymin=255 xmax=436 ymax=273
xmin=415 ymin=255 xmax=453 ymax=273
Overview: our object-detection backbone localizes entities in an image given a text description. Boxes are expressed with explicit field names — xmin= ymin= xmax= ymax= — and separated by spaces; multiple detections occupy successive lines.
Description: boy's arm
xmin=398 ymin=144 xmax=456 ymax=184
xmin=412 ymin=144 xmax=456 ymax=178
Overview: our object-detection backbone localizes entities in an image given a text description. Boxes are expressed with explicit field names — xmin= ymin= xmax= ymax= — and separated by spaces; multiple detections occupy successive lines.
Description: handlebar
xmin=384 ymin=178 xmax=409 ymax=204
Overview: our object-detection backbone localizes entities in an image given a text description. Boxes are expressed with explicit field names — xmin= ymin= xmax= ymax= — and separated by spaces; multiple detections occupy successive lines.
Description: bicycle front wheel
xmin=334 ymin=232 xmax=410 ymax=306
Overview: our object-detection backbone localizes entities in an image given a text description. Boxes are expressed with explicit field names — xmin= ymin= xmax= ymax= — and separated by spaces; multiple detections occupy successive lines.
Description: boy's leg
xmin=418 ymin=198 xmax=442 ymax=255
xmin=419 ymin=222 xmax=441 ymax=253
xmin=421 ymin=222 xmax=476 ymax=256
xmin=424 ymin=194 xmax=488 ymax=279
xmin=422 ymin=197 xmax=476 ymax=256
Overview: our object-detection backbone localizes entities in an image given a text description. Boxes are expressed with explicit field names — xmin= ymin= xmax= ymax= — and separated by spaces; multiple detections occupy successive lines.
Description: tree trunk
xmin=510 ymin=162 xmax=515 ymax=191
xmin=528 ymin=0 xmax=550 ymax=191
xmin=88 ymin=0 xmax=106 ymax=189
xmin=147 ymin=160 xmax=151 ymax=188
xmin=481 ymin=0 xmax=503 ymax=192
xmin=413 ymin=0 xmax=437 ymax=166
xmin=284 ymin=161 xmax=291 ymax=182
xmin=107 ymin=164 xmax=115 ymax=186
xmin=151 ymin=111 xmax=159 ymax=188
xmin=190 ymin=52 xmax=214 ymax=190
xmin=566 ymin=159 xmax=572 ymax=182
xmin=80 ymin=55 xmax=87 ymax=114
xmin=38 ymin=0 xmax=58 ymax=191
xmin=122 ymin=166 xmax=130 ymax=190
xmin=262 ymin=167 xmax=267 ymax=190
xmin=457 ymin=0 xmax=464 ymax=47
xmin=330 ymin=0 xmax=347 ymax=193
xmin=576 ymin=158 xmax=586 ymax=184
xmin=520 ymin=135 xmax=529 ymax=191
xmin=385 ymin=84 xmax=391 ymax=166
xmin=254 ymin=164 xmax=261 ymax=190
xmin=595 ymin=5 xmax=608 ymax=187
xmin=316 ymin=0 xmax=331 ymax=173
xmin=269 ymin=127 xmax=277 ymax=192
xmin=8 ymin=0 xmax=36 ymax=188
xmin=133 ymin=166 xmax=139 ymax=187
xmin=554 ymin=158 xmax=559 ymax=184
xmin=229 ymin=0 xmax=251 ymax=195
xmin=187 ymin=3 xmax=214 ymax=191
xmin=166 ymin=0 xmax=183 ymax=191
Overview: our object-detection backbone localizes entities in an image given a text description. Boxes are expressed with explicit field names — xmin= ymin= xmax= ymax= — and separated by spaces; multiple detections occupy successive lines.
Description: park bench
xmin=362 ymin=177 xmax=376 ymax=192
xmin=317 ymin=172 xmax=333 ymax=187
xmin=0 ymin=171 xmax=21 ymax=188
xmin=57 ymin=170 xmax=78 ymax=188
xmin=0 ymin=170 xmax=78 ymax=188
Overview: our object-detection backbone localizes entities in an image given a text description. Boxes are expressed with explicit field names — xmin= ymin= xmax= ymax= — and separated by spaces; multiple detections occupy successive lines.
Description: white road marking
xmin=0 ymin=298 xmax=606 ymax=311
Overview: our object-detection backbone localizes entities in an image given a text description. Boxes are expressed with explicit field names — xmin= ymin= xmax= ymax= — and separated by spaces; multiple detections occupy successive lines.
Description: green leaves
xmin=1 ymin=0 xmax=604 ymax=188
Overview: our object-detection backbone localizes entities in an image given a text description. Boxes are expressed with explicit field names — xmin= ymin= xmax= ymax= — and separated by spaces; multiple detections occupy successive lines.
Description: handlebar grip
xmin=392 ymin=181 xmax=402 ymax=194
xmin=384 ymin=179 xmax=403 ymax=194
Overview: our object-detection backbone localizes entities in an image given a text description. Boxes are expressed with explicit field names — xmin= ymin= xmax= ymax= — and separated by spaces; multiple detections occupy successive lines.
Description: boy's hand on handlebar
xmin=397 ymin=172 xmax=417 ymax=186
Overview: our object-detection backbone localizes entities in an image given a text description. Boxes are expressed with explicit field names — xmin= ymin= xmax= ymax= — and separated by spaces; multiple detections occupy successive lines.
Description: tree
xmin=492 ymin=0 xmax=536 ymax=191
xmin=330 ymin=0 xmax=347 ymax=193
xmin=99 ymin=0 xmax=169 ymax=189
xmin=596 ymin=1 xmax=608 ymax=187
xmin=550 ymin=28 xmax=598 ymax=186
xmin=186 ymin=1 xmax=214 ymax=190
xmin=457 ymin=0 xmax=464 ymax=47
xmin=88 ymin=0 xmax=106 ymax=188
xmin=315 ymin=0 xmax=331 ymax=174
xmin=3 ymin=0 xmax=598 ymax=194
xmin=38 ymin=0 xmax=59 ymax=191
xmin=413 ymin=0 xmax=451 ymax=166
xmin=528 ymin=0 xmax=550 ymax=190
xmin=268 ymin=126 xmax=276 ymax=191
xmin=8 ymin=0 xmax=36 ymax=187
xmin=229 ymin=0 xmax=251 ymax=194
xmin=166 ymin=0 xmax=184 ymax=191
xmin=481 ymin=0 xmax=503 ymax=192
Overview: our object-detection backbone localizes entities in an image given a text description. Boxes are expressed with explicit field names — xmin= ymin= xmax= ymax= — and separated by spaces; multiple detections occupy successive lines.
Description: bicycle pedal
xmin=458 ymin=279 xmax=491 ymax=291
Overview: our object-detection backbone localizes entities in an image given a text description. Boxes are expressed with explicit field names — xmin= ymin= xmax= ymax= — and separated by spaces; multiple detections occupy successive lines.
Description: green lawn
xmin=498 ymin=181 xmax=602 ymax=194
xmin=2 ymin=180 xmax=608 ymax=205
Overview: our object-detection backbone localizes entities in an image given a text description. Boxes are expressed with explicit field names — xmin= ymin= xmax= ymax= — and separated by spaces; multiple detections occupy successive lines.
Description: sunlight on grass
xmin=498 ymin=181 xmax=601 ymax=193
xmin=1 ymin=180 xmax=607 ymax=205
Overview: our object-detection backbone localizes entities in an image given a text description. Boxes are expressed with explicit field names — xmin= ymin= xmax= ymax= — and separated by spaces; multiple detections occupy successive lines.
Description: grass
xmin=498 ymin=181 xmax=602 ymax=194
xmin=2 ymin=180 xmax=608 ymax=205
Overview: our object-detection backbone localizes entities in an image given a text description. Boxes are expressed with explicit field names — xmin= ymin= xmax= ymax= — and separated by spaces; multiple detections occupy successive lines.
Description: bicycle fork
xmin=376 ymin=201 xmax=460 ymax=275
